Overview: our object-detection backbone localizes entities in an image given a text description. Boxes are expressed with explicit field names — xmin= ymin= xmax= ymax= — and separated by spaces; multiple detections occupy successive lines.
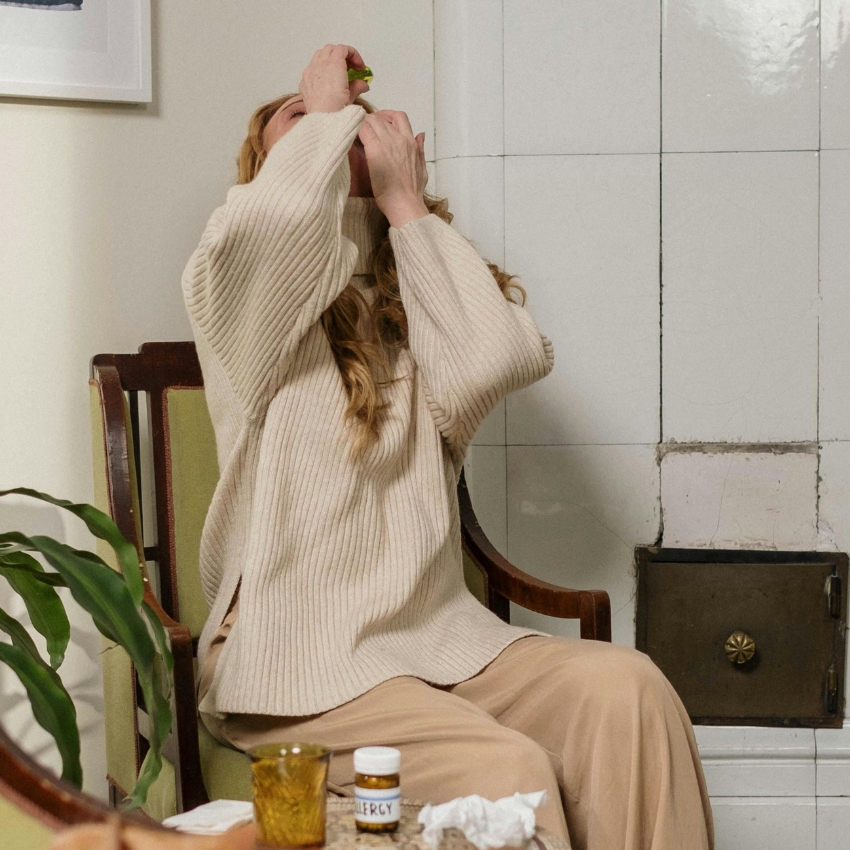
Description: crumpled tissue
xmin=417 ymin=790 xmax=548 ymax=850
xmin=162 ymin=799 xmax=253 ymax=834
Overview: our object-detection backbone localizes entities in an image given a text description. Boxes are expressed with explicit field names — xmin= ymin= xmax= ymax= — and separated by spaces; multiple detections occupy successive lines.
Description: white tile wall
xmin=463 ymin=445 xmax=507 ymax=554
xmin=425 ymin=161 xmax=437 ymax=194
xmin=661 ymin=0 xmax=820 ymax=153
xmin=435 ymin=156 xmax=505 ymax=270
xmin=434 ymin=0 xmax=503 ymax=159
xmin=660 ymin=450 xmax=819 ymax=550
xmin=818 ymin=442 xmax=850 ymax=551
xmin=506 ymin=445 xmax=659 ymax=646
xmin=709 ymin=798 xmax=817 ymax=850
xmin=817 ymin=798 xmax=850 ymax=850
xmin=504 ymin=154 xmax=660 ymax=445
xmin=435 ymin=6 xmax=849 ymax=848
xmin=819 ymin=150 xmax=850 ymax=441
xmin=662 ymin=152 xmax=819 ymax=443
xmin=821 ymin=0 xmax=850 ymax=150
xmin=355 ymin=0 xmax=436 ymax=161
xmin=503 ymin=0 xmax=660 ymax=155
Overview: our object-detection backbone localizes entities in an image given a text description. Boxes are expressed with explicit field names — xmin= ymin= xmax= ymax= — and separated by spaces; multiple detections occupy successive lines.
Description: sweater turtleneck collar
xmin=342 ymin=196 xmax=389 ymax=277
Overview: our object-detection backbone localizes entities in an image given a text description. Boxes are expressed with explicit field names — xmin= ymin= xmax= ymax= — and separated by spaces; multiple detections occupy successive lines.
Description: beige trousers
xmin=198 ymin=602 xmax=713 ymax=850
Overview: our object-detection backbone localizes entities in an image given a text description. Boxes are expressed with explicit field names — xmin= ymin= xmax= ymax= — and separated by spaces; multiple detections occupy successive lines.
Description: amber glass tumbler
xmin=247 ymin=742 xmax=332 ymax=848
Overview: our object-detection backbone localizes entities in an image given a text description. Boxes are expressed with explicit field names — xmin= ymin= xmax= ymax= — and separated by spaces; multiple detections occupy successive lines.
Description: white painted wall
xmin=440 ymin=1 xmax=850 ymax=847
xmin=3 ymin=1 xmax=850 ymax=844
xmin=0 ymin=0 xmax=435 ymax=798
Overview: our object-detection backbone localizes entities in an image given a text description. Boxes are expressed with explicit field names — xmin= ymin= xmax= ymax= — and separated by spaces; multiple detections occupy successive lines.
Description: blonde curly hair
xmin=237 ymin=93 xmax=527 ymax=462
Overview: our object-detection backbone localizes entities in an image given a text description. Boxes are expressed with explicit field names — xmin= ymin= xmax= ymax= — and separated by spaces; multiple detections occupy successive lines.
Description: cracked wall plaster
xmin=660 ymin=450 xmax=818 ymax=550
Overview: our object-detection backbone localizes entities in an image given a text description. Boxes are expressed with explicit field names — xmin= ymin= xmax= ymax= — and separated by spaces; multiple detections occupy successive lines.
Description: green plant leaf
xmin=0 ymin=551 xmax=70 ymax=669
xmin=141 ymin=601 xmax=174 ymax=676
xmin=0 ymin=558 xmax=67 ymax=587
xmin=7 ymin=533 xmax=173 ymax=810
xmin=0 ymin=605 xmax=74 ymax=726
xmin=129 ymin=653 xmax=173 ymax=810
xmin=19 ymin=535 xmax=157 ymax=668
xmin=0 ymin=488 xmax=144 ymax=606
xmin=0 ymin=534 xmax=123 ymax=645
xmin=0 ymin=491 xmax=173 ymax=809
xmin=0 ymin=641 xmax=82 ymax=787
xmin=0 ymin=605 xmax=45 ymax=661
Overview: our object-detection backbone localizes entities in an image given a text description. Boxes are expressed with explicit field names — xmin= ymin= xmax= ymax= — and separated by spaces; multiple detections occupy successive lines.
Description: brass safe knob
xmin=725 ymin=630 xmax=755 ymax=664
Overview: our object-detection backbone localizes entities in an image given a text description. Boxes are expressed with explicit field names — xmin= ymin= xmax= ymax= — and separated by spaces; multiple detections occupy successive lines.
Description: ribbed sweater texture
xmin=182 ymin=104 xmax=556 ymax=717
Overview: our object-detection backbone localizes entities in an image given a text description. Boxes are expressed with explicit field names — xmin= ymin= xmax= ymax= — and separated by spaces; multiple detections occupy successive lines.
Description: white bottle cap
xmin=354 ymin=746 xmax=401 ymax=776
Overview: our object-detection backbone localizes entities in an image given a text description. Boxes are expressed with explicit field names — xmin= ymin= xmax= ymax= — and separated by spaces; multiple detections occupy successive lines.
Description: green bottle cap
xmin=348 ymin=66 xmax=373 ymax=84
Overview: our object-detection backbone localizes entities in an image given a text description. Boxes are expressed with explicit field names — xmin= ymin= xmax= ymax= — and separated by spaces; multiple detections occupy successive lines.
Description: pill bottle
xmin=353 ymin=746 xmax=401 ymax=833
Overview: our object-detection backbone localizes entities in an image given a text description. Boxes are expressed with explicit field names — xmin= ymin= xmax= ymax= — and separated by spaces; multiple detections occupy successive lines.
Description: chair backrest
xmin=90 ymin=342 xmax=213 ymax=639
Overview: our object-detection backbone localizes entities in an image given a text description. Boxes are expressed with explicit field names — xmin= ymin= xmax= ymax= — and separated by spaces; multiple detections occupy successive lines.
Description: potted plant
xmin=0 ymin=487 xmax=172 ymax=809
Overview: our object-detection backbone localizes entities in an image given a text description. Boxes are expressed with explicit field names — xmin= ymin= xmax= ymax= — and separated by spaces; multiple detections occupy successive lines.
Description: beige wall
xmin=0 ymin=0 xmax=434 ymax=798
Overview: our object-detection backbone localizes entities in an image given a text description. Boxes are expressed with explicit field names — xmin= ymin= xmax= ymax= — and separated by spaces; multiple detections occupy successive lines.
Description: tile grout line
xmin=815 ymin=4 xmax=821 ymax=827
xmin=432 ymin=150 xmax=831 ymax=160
xmin=501 ymin=0 xmax=509 ymax=563
xmin=431 ymin=0 xmax=437 ymax=166
xmin=658 ymin=0 xmax=665 ymax=550
xmin=815 ymin=0 xmax=822 ymax=558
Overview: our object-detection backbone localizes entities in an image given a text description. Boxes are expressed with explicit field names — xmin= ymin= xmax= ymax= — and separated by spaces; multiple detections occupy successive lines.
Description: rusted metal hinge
xmin=825 ymin=662 xmax=839 ymax=714
xmin=826 ymin=574 xmax=842 ymax=619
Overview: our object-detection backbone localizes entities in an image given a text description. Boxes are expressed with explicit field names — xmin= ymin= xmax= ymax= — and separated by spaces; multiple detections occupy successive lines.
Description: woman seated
xmin=182 ymin=43 xmax=714 ymax=850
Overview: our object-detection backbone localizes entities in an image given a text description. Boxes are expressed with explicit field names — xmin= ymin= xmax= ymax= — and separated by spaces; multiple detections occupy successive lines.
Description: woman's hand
xmin=299 ymin=44 xmax=370 ymax=114
xmin=358 ymin=110 xmax=430 ymax=228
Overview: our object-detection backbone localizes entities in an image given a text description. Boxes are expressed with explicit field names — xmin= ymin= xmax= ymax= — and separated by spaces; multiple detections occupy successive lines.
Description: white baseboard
xmin=709 ymin=797 xmax=817 ymax=850
xmin=815 ymin=723 xmax=850 ymax=796
xmin=684 ymin=726 xmax=850 ymax=848
xmin=708 ymin=797 xmax=850 ymax=850
xmin=694 ymin=726 xmax=817 ymax=796
xmin=694 ymin=723 xmax=850 ymax=799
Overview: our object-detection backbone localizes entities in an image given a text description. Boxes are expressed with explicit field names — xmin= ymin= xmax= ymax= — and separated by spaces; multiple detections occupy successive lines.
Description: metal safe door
xmin=636 ymin=549 xmax=847 ymax=728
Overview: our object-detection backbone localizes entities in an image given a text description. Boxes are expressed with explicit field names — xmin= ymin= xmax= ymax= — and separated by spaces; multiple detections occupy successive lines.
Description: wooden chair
xmin=89 ymin=341 xmax=611 ymax=819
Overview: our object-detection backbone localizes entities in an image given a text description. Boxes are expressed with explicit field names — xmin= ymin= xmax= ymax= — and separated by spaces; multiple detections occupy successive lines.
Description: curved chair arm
xmin=0 ymin=723 xmax=159 ymax=831
xmin=458 ymin=469 xmax=612 ymax=642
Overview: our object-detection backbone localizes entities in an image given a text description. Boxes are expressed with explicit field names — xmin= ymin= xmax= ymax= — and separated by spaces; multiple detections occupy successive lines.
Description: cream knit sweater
xmin=182 ymin=104 xmax=555 ymax=718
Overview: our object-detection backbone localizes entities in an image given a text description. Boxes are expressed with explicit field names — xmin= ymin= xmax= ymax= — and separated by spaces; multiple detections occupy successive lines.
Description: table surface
xmin=321 ymin=798 xmax=569 ymax=850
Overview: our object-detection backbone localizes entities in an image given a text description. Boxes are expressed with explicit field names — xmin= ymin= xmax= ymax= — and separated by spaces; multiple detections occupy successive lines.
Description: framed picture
xmin=0 ymin=0 xmax=151 ymax=103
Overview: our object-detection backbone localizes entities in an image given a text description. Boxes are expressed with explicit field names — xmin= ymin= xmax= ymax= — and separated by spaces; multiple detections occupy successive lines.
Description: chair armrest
xmin=139 ymin=587 xmax=209 ymax=812
xmin=458 ymin=469 xmax=612 ymax=642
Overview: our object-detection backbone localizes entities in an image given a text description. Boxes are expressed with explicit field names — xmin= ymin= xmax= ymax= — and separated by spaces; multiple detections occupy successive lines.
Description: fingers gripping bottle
xmin=354 ymin=746 xmax=401 ymax=833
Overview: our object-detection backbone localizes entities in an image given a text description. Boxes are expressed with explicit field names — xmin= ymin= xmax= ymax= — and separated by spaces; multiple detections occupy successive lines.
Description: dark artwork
xmin=0 ymin=1 xmax=83 ymax=8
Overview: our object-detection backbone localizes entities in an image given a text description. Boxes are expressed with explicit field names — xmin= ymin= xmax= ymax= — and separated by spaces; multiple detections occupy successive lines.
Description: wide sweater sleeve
xmin=388 ymin=213 xmax=555 ymax=457
xmin=182 ymin=104 xmax=367 ymax=417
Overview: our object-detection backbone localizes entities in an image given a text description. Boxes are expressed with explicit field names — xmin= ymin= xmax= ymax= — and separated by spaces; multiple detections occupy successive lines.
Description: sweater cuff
xmin=261 ymin=103 xmax=366 ymax=175
xmin=388 ymin=211 xmax=442 ymax=242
